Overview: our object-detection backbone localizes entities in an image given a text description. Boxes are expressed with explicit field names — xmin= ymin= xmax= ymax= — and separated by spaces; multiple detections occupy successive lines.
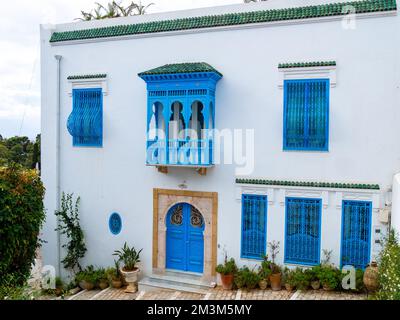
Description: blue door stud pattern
xmin=241 ymin=194 xmax=267 ymax=260
xmin=166 ymin=203 xmax=205 ymax=273
xmin=109 ymin=212 xmax=122 ymax=235
xmin=341 ymin=201 xmax=372 ymax=269
xmin=285 ymin=197 xmax=322 ymax=265
xmin=283 ymin=79 xmax=329 ymax=151
xmin=67 ymin=88 xmax=103 ymax=147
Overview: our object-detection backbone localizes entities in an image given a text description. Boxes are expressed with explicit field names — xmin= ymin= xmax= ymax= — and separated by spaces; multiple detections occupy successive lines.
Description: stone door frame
xmin=153 ymin=188 xmax=218 ymax=283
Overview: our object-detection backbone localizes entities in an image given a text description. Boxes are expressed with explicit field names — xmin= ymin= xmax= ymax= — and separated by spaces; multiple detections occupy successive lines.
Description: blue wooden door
xmin=166 ymin=203 xmax=205 ymax=273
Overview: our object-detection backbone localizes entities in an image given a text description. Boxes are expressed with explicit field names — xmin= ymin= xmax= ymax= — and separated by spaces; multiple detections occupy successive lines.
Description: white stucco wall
xmin=40 ymin=1 xmax=400 ymax=279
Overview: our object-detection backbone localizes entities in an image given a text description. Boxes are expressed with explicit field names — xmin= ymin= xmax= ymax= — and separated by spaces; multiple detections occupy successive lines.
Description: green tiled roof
xmin=50 ymin=0 xmax=397 ymax=43
xmin=67 ymin=74 xmax=107 ymax=80
xmin=138 ymin=62 xmax=222 ymax=77
xmin=236 ymin=178 xmax=380 ymax=190
xmin=278 ymin=61 xmax=337 ymax=69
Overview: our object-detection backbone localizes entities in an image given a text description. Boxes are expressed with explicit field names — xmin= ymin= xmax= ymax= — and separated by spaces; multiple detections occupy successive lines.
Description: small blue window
xmin=283 ymin=79 xmax=329 ymax=151
xmin=67 ymin=88 xmax=103 ymax=147
xmin=109 ymin=213 xmax=122 ymax=235
xmin=241 ymin=194 xmax=267 ymax=260
xmin=341 ymin=201 xmax=372 ymax=269
xmin=285 ymin=197 xmax=321 ymax=265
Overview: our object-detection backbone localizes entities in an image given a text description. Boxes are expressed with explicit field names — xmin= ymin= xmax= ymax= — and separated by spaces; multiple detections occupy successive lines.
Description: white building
xmin=41 ymin=0 xmax=400 ymax=290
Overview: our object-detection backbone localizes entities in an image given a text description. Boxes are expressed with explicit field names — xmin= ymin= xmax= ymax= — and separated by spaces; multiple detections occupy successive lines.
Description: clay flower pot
xmin=220 ymin=274 xmax=234 ymax=290
xmin=120 ymin=268 xmax=140 ymax=293
xmin=111 ymin=279 xmax=123 ymax=289
xmin=79 ymin=280 xmax=95 ymax=291
xmin=269 ymin=273 xmax=282 ymax=291
xmin=311 ymin=280 xmax=321 ymax=290
xmin=285 ymin=283 xmax=295 ymax=292
xmin=259 ymin=279 xmax=268 ymax=290
xmin=99 ymin=280 xmax=109 ymax=290
xmin=364 ymin=262 xmax=379 ymax=292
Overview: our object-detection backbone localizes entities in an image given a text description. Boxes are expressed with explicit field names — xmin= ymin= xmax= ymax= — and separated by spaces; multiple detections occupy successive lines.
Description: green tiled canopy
xmin=138 ymin=62 xmax=222 ymax=77
xmin=236 ymin=178 xmax=380 ymax=190
xmin=67 ymin=74 xmax=107 ymax=80
xmin=278 ymin=61 xmax=337 ymax=69
xmin=50 ymin=0 xmax=397 ymax=43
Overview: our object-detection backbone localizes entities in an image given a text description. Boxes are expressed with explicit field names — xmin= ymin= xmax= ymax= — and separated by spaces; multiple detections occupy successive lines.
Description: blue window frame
xmin=283 ymin=79 xmax=329 ymax=151
xmin=341 ymin=201 xmax=372 ymax=269
xmin=67 ymin=88 xmax=103 ymax=147
xmin=285 ymin=197 xmax=322 ymax=265
xmin=241 ymin=194 xmax=267 ymax=260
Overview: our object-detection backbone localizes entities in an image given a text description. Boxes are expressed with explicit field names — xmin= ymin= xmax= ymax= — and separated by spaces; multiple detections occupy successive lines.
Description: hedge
xmin=0 ymin=166 xmax=45 ymax=286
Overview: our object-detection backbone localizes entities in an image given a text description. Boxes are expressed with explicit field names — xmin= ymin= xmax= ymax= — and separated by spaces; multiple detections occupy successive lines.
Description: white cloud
xmin=0 ymin=0 xmax=241 ymax=139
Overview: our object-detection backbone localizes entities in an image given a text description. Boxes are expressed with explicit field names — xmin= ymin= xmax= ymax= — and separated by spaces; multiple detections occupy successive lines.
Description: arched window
xmin=189 ymin=101 xmax=204 ymax=140
xmin=169 ymin=101 xmax=185 ymax=140
xmin=149 ymin=102 xmax=165 ymax=140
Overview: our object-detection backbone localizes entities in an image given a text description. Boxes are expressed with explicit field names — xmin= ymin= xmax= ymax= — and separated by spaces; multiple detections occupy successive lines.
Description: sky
xmin=0 ymin=0 xmax=243 ymax=140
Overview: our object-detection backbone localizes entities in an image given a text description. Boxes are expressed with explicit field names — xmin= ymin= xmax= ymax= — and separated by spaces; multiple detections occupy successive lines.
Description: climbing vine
xmin=55 ymin=193 xmax=87 ymax=273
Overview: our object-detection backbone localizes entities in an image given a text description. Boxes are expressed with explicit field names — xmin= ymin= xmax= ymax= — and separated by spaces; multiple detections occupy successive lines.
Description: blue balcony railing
xmin=147 ymin=139 xmax=213 ymax=166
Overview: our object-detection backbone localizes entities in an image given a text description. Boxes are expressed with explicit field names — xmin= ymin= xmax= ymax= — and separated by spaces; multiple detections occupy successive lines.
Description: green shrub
xmin=373 ymin=229 xmax=400 ymax=300
xmin=113 ymin=242 xmax=142 ymax=271
xmin=259 ymin=256 xmax=272 ymax=280
xmin=234 ymin=267 xmax=261 ymax=290
xmin=75 ymin=265 xmax=98 ymax=284
xmin=292 ymin=268 xmax=312 ymax=291
xmin=317 ymin=265 xmax=341 ymax=290
xmin=282 ymin=268 xmax=296 ymax=287
xmin=216 ymin=258 xmax=237 ymax=275
xmin=0 ymin=166 xmax=45 ymax=286
xmin=0 ymin=274 xmax=40 ymax=300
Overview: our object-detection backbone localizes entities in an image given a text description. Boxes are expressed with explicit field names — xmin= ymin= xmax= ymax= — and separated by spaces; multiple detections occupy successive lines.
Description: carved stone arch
xmin=153 ymin=189 xmax=218 ymax=283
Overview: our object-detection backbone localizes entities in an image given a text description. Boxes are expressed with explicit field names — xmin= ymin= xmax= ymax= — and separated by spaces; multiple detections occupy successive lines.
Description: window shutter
xmin=67 ymin=88 xmax=103 ymax=147
xmin=241 ymin=195 xmax=267 ymax=260
xmin=341 ymin=201 xmax=372 ymax=269
xmin=285 ymin=198 xmax=321 ymax=265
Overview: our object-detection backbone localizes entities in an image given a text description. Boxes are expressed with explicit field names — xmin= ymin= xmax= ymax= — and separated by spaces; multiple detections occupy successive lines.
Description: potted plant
xmin=267 ymin=241 xmax=282 ymax=291
xmin=283 ymin=268 xmax=295 ymax=292
xmin=258 ymin=255 xmax=272 ymax=290
xmin=113 ymin=242 xmax=143 ymax=293
xmin=292 ymin=267 xmax=311 ymax=291
xmin=106 ymin=261 xmax=123 ymax=289
xmin=234 ymin=267 xmax=260 ymax=291
xmin=318 ymin=265 xmax=340 ymax=291
xmin=96 ymin=268 xmax=109 ymax=290
xmin=215 ymin=255 xmax=237 ymax=290
xmin=76 ymin=265 xmax=96 ymax=291
xmin=310 ymin=266 xmax=321 ymax=290
xmin=55 ymin=277 xmax=64 ymax=296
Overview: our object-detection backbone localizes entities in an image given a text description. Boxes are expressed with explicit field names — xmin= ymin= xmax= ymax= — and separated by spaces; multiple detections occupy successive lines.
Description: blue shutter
xmin=67 ymin=88 xmax=103 ymax=147
xmin=241 ymin=194 xmax=267 ymax=260
xmin=341 ymin=201 xmax=372 ymax=269
xmin=284 ymin=79 xmax=329 ymax=151
xmin=285 ymin=198 xmax=321 ymax=265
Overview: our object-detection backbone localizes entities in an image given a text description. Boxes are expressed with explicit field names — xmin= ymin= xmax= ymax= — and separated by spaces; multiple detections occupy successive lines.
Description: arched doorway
xmin=166 ymin=203 xmax=205 ymax=273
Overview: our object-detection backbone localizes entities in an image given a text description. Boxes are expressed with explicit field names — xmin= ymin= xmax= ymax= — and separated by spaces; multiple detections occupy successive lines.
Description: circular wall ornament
xmin=109 ymin=212 xmax=122 ymax=235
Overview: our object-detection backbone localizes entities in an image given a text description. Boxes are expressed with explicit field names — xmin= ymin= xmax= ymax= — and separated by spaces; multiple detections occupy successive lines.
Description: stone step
xmin=139 ymin=274 xmax=212 ymax=295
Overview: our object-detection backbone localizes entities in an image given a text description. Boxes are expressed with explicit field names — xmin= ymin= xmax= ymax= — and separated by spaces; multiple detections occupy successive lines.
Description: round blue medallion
xmin=109 ymin=212 xmax=122 ymax=235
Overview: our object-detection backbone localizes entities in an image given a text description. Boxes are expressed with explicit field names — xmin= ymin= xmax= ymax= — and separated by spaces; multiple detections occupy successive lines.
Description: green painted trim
xmin=138 ymin=62 xmax=222 ymax=77
xmin=67 ymin=74 xmax=107 ymax=80
xmin=278 ymin=61 xmax=337 ymax=69
xmin=50 ymin=0 xmax=397 ymax=43
xmin=236 ymin=178 xmax=380 ymax=190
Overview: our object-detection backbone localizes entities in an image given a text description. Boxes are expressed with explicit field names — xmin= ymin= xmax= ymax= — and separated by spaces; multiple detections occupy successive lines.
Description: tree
xmin=77 ymin=1 xmax=154 ymax=21
xmin=31 ymin=134 xmax=41 ymax=170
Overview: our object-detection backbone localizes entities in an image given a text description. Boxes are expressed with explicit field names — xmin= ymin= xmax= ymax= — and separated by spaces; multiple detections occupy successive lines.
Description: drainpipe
xmin=55 ymin=55 xmax=62 ymax=277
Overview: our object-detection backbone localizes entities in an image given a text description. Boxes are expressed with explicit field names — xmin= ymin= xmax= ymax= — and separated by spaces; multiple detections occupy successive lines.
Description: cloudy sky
xmin=0 ymin=0 xmax=243 ymax=139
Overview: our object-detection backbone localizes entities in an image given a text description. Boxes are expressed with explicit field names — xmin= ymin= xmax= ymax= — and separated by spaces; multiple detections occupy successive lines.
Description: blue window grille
xmin=241 ymin=194 xmax=267 ymax=260
xmin=109 ymin=212 xmax=122 ymax=235
xmin=285 ymin=197 xmax=321 ymax=265
xmin=67 ymin=88 xmax=103 ymax=147
xmin=341 ymin=201 xmax=372 ymax=269
xmin=283 ymin=79 xmax=329 ymax=151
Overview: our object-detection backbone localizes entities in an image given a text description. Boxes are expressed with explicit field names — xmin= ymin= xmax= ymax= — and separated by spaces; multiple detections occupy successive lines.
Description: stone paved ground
xmin=58 ymin=286 xmax=366 ymax=301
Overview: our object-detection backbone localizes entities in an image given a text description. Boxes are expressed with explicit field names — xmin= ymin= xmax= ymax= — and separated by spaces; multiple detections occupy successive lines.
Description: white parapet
xmin=391 ymin=173 xmax=400 ymax=233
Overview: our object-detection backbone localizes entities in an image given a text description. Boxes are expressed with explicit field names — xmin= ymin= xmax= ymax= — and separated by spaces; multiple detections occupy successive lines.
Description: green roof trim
xmin=236 ymin=178 xmax=380 ymax=190
xmin=278 ymin=61 xmax=337 ymax=69
xmin=138 ymin=62 xmax=222 ymax=77
xmin=67 ymin=74 xmax=107 ymax=80
xmin=50 ymin=0 xmax=397 ymax=43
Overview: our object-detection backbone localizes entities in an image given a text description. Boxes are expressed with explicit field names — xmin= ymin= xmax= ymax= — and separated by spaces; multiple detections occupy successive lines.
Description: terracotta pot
xmin=259 ymin=279 xmax=268 ymax=290
xmin=111 ymin=279 xmax=123 ymax=289
xmin=311 ymin=280 xmax=321 ymax=290
xmin=220 ymin=274 xmax=234 ymax=290
xmin=99 ymin=280 xmax=109 ymax=290
xmin=269 ymin=273 xmax=282 ymax=291
xmin=322 ymin=284 xmax=335 ymax=291
xmin=79 ymin=280 xmax=95 ymax=291
xmin=120 ymin=268 xmax=140 ymax=293
xmin=285 ymin=283 xmax=295 ymax=292
xmin=364 ymin=262 xmax=379 ymax=292
xmin=55 ymin=287 xmax=63 ymax=296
